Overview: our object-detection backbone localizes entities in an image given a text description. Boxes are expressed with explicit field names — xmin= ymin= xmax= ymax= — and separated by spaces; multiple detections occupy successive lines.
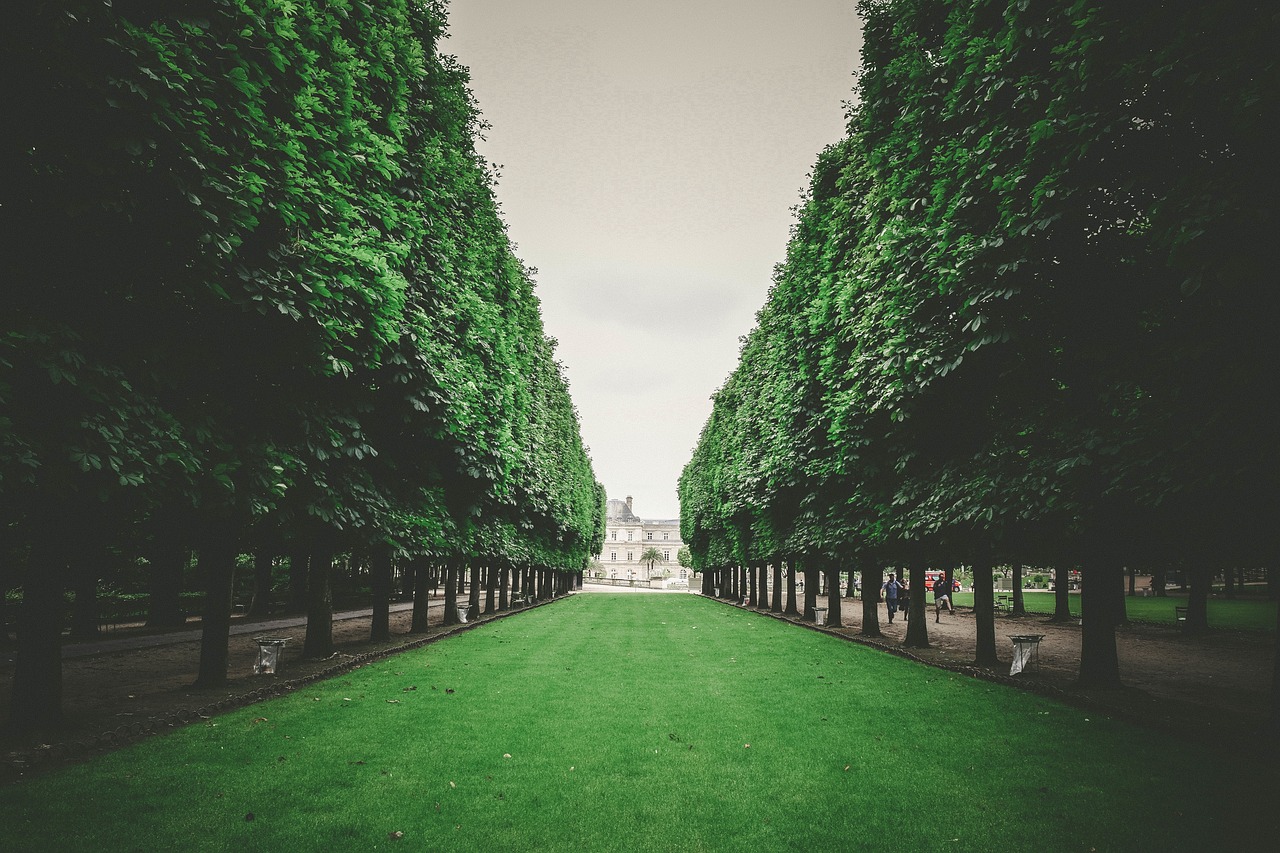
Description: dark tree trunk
xmin=1078 ymin=556 xmax=1123 ymax=688
xmin=399 ymin=558 xmax=414 ymax=600
xmin=972 ymin=556 xmax=999 ymax=666
xmin=1011 ymin=564 xmax=1026 ymax=617
xmin=861 ymin=566 xmax=883 ymax=637
xmin=1186 ymin=563 xmax=1211 ymax=633
xmin=756 ymin=563 xmax=769 ymax=611
xmin=443 ymin=562 xmax=459 ymax=625
xmin=825 ymin=564 xmax=842 ymax=628
xmin=1112 ymin=569 xmax=1129 ymax=626
xmin=1153 ymin=566 xmax=1168 ymax=597
xmin=803 ymin=564 xmax=819 ymax=621
xmin=194 ymin=543 xmax=237 ymax=687
xmin=1223 ymin=566 xmax=1235 ymax=598
xmin=499 ymin=564 xmax=509 ymax=610
xmin=485 ymin=565 xmax=497 ymax=614
xmin=0 ymin=558 xmax=10 ymax=649
xmin=410 ymin=558 xmax=431 ymax=633
xmin=469 ymin=563 xmax=481 ymax=612
xmin=771 ymin=564 xmax=782 ymax=611
xmin=785 ymin=562 xmax=799 ymax=614
xmin=248 ymin=552 xmax=275 ymax=619
xmin=69 ymin=555 xmax=100 ymax=642
xmin=287 ymin=550 xmax=308 ymax=612
xmin=303 ymin=545 xmax=335 ymax=658
xmin=369 ymin=545 xmax=392 ymax=643
xmin=903 ymin=563 xmax=929 ymax=648
xmin=1052 ymin=564 xmax=1073 ymax=622
xmin=1128 ymin=565 xmax=1138 ymax=597
xmin=146 ymin=539 xmax=187 ymax=629
xmin=844 ymin=567 xmax=856 ymax=599
xmin=1267 ymin=566 xmax=1277 ymax=601
xmin=11 ymin=535 xmax=68 ymax=732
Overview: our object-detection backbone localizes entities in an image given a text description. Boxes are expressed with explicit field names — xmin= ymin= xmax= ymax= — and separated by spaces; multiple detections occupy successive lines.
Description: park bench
xmin=996 ymin=594 xmax=1012 ymax=614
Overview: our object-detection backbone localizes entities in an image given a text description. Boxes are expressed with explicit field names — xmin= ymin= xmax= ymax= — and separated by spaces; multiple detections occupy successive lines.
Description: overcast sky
xmin=445 ymin=1 xmax=862 ymax=520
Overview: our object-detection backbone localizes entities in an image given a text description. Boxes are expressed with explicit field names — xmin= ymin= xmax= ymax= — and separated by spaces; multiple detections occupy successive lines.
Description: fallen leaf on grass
xmin=844 ymin=765 xmax=851 ymax=771
xmin=445 ymin=688 xmax=455 ymax=694
xmin=503 ymin=753 xmax=512 ymax=759
xmin=388 ymin=830 xmax=404 ymax=840
xmin=252 ymin=717 xmax=268 ymax=724
xmin=449 ymin=781 xmax=456 ymax=788
xmin=403 ymin=686 xmax=417 ymax=692
xmin=244 ymin=813 xmax=255 ymax=822
xmin=386 ymin=699 xmax=401 ymax=704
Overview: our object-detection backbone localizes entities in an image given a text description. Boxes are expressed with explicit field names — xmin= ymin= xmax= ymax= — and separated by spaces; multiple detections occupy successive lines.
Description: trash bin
xmin=1009 ymin=634 xmax=1044 ymax=676
xmin=253 ymin=637 xmax=290 ymax=675
xmin=814 ymin=607 xmax=828 ymax=626
xmin=458 ymin=605 xmax=471 ymax=623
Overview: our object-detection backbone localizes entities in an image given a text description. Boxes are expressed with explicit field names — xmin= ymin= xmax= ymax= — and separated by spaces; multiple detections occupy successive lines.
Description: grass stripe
xmin=1 ymin=594 xmax=1274 ymax=851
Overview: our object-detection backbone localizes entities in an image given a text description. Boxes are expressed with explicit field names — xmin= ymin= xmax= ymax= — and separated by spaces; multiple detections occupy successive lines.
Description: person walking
xmin=882 ymin=573 xmax=901 ymax=624
xmin=934 ymin=573 xmax=955 ymax=622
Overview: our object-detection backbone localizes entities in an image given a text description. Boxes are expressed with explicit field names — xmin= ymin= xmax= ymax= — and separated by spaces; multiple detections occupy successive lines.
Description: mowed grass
xmin=2 ymin=595 xmax=1275 ymax=852
xmin=951 ymin=591 xmax=1277 ymax=632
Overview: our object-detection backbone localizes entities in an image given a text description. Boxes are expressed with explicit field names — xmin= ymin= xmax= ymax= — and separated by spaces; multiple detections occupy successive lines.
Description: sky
xmin=444 ymin=1 xmax=863 ymax=520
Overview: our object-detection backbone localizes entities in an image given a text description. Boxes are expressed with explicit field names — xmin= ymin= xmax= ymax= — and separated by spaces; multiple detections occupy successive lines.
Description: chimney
xmin=625 ymin=496 xmax=633 ymax=511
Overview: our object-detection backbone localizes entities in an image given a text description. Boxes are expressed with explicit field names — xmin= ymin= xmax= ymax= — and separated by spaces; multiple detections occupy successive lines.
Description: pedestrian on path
xmin=882 ymin=573 xmax=902 ymax=624
xmin=934 ymin=574 xmax=955 ymax=622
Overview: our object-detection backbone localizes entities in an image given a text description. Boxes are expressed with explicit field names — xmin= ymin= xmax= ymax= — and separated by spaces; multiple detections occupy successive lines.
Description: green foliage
xmin=2 ymin=1 xmax=601 ymax=573
xmin=680 ymin=0 xmax=1278 ymax=577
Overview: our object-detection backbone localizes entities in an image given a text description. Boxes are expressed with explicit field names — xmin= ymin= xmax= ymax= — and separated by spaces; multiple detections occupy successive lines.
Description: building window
xmin=610 ymin=531 xmax=616 ymax=540
xmin=626 ymin=552 xmax=633 ymax=561
xmin=646 ymin=531 xmax=653 ymax=540
xmin=663 ymin=532 xmax=669 ymax=540
xmin=627 ymin=531 xmax=633 ymax=541
xmin=663 ymin=551 xmax=670 ymax=561
xmin=680 ymin=569 xmax=687 ymax=579
xmin=610 ymin=552 xmax=616 ymax=562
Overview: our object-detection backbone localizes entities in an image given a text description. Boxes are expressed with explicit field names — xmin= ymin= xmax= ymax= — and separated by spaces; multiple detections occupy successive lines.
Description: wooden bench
xmin=996 ymin=594 xmax=1012 ymax=614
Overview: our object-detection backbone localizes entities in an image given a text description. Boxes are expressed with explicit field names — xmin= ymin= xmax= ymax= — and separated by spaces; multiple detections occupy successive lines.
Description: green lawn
xmin=1 ymin=594 xmax=1274 ymax=851
xmin=951 ymin=591 xmax=1277 ymax=632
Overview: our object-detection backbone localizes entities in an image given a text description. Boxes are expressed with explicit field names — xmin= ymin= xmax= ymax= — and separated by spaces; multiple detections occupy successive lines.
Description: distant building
xmin=596 ymin=496 xmax=688 ymax=586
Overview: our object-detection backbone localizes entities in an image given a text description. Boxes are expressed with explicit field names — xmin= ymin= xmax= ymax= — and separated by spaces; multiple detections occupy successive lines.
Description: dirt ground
xmin=1 ymin=589 xmax=1275 ymax=785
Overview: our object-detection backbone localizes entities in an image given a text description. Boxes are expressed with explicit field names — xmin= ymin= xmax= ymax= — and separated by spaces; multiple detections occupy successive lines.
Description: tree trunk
xmin=303 ymin=545 xmax=335 ymax=658
xmin=903 ymin=563 xmax=929 ymax=648
xmin=1078 ymin=556 xmax=1123 ymax=688
xmin=69 ymin=555 xmax=100 ymax=642
xmin=803 ymin=564 xmax=819 ymax=621
xmin=1128 ymin=565 xmax=1138 ymax=597
xmin=287 ymin=550 xmax=308 ymax=612
xmin=861 ymin=566 xmax=883 ymax=638
xmin=499 ymin=564 xmax=510 ymax=610
xmin=972 ymin=556 xmax=999 ymax=666
xmin=1011 ymin=564 xmax=1026 ymax=617
xmin=756 ymin=563 xmax=769 ymax=611
xmin=825 ymin=563 xmax=842 ymax=629
xmin=146 ymin=540 xmax=187 ymax=629
xmin=785 ymin=563 xmax=799 ymax=614
xmin=443 ymin=562 xmax=459 ymax=625
xmin=369 ymin=545 xmax=392 ymax=643
xmin=844 ymin=567 xmax=856 ymax=599
xmin=248 ymin=552 xmax=274 ymax=619
xmin=1186 ymin=563 xmax=1211 ymax=633
xmin=1223 ymin=566 xmax=1235 ymax=598
xmin=194 ymin=543 xmax=237 ymax=687
xmin=469 ymin=563 xmax=481 ymax=612
xmin=1267 ymin=566 xmax=1277 ymax=601
xmin=1112 ymin=569 xmax=1129 ymax=626
xmin=1153 ymin=566 xmax=1168 ymax=597
xmin=485 ymin=565 xmax=497 ymax=614
xmin=1052 ymin=564 xmax=1073 ymax=621
xmin=771 ymin=564 xmax=782 ymax=611
xmin=11 ymin=535 xmax=68 ymax=732
xmin=410 ymin=558 xmax=431 ymax=633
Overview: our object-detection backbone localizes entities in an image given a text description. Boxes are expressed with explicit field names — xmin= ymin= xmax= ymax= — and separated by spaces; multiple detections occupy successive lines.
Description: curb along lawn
xmin=949 ymin=591 xmax=1277 ymax=631
xmin=2 ymin=594 xmax=1274 ymax=851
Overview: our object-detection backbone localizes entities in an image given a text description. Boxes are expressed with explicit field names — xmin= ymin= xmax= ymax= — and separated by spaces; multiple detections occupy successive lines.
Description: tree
xmin=640 ymin=547 xmax=666 ymax=580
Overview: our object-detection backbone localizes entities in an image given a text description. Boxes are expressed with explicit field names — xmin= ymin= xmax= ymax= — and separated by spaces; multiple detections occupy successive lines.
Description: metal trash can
xmin=814 ymin=607 xmax=828 ymax=626
xmin=1009 ymin=634 xmax=1044 ymax=675
xmin=457 ymin=605 xmax=471 ymax=623
xmin=253 ymin=637 xmax=291 ymax=675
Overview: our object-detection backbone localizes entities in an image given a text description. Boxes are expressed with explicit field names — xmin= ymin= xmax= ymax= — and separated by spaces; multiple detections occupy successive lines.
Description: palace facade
xmin=594 ymin=496 xmax=688 ymax=586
